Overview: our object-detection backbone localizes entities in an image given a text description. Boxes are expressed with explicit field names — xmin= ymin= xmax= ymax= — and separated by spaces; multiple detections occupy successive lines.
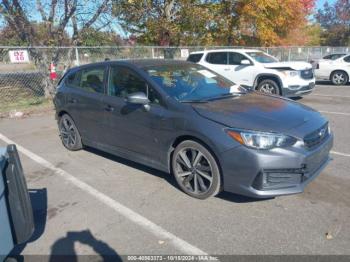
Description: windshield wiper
xmin=205 ymin=93 xmax=242 ymax=101
xmin=180 ymin=99 xmax=209 ymax=103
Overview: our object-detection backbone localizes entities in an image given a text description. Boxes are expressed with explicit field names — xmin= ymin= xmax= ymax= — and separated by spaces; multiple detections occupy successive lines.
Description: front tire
xmin=171 ymin=140 xmax=222 ymax=199
xmin=58 ymin=114 xmax=83 ymax=151
xmin=257 ymin=79 xmax=281 ymax=95
xmin=331 ymin=71 xmax=348 ymax=85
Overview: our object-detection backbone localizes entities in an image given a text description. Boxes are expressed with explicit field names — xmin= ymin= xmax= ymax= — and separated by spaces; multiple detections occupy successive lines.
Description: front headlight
xmin=226 ymin=129 xmax=297 ymax=150
xmin=281 ymin=70 xmax=299 ymax=77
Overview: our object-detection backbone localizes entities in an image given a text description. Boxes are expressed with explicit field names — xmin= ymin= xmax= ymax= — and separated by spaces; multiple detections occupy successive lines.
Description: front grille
xmin=304 ymin=123 xmax=329 ymax=148
xmin=301 ymin=69 xmax=314 ymax=79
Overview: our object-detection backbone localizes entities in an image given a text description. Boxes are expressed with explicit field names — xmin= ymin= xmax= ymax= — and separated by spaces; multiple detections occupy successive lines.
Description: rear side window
xmin=187 ymin=53 xmax=203 ymax=63
xmin=79 ymin=66 xmax=105 ymax=94
xmin=205 ymin=52 xmax=228 ymax=65
xmin=65 ymin=71 xmax=81 ymax=88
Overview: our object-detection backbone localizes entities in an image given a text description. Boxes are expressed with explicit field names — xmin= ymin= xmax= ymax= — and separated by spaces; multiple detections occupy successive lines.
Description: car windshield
xmin=144 ymin=63 xmax=246 ymax=102
xmin=246 ymin=52 xmax=278 ymax=63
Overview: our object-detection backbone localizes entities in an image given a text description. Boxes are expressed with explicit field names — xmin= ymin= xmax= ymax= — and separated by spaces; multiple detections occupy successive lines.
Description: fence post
xmin=288 ymin=48 xmax=291 ymax=61
xmin=75 ymin=47 xmax=80 ymax=66
xmin=151 ymin=47 xmax=155 ymax=59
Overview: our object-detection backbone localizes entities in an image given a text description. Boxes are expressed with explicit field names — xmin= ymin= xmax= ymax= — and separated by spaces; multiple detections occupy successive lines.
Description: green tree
xmin=79 ymin=28 xmax=124 ymax=46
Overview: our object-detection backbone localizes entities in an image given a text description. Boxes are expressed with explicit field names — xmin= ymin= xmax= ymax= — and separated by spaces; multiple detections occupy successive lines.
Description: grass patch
xmin=0 ymin=86 xmax=53 ymax=115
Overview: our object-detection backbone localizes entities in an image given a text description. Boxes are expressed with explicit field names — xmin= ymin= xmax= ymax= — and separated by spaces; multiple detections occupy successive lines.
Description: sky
xmin=316 ymin=0 xmax=337 ymax=10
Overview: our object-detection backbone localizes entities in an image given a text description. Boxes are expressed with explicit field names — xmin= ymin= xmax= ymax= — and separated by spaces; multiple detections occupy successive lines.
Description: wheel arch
xmin=167 ymin=135 xmax=224 ymax=186
xmin=254 ymin=74 xmax=283 ymax=94
xmin=57 ymin=110 xmax=70 ymax=118
xmin=330 ymin=70 xmax=349 ymax=81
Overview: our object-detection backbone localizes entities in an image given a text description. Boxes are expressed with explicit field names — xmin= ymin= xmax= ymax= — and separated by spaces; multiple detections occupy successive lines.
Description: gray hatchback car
xmin=54 ymin=60 xmax=333 ymax=199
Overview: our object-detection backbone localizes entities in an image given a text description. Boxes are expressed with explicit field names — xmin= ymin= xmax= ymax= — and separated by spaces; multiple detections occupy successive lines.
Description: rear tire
xmin=257 ymin=79 xmax=281 ymax=95
xmin=331 ymin=71 xmax=348 ymax=85
xmin=58 ymin=114 xmax=83 ymax=151
xmin=171 ymin=140 xmax=222 ymax=199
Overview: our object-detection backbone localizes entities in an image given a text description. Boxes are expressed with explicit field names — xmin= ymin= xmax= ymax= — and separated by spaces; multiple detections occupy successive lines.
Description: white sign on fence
xmin=180 ymin=49 xmax=189 ymax=58
xmin=9 ymin=50 xmax=30 ymax=63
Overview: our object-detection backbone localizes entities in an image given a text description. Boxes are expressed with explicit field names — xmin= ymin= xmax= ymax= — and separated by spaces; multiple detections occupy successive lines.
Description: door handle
xmin=104 ymin=105 xmax=114 ymax=112
xmin=68 ymin=98 xmax=77 ymax=103
xmin=224 ymin=68 xmax=231 ymax=71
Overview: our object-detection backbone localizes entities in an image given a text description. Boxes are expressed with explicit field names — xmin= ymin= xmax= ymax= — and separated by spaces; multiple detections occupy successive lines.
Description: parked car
xmin=0 ymin=145 xmax=34 ymax=262
xmin=314 ymin=54 xmax=350 ymax=85
xmin=54 ymin=60 xmax=333 ymax=199
xmin=187 ymin=49 xmax=316 ymax=97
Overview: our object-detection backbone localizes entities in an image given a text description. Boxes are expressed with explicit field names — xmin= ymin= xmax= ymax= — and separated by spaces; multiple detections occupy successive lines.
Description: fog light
xmin=253 ymin=169 xmax=304 ymax=190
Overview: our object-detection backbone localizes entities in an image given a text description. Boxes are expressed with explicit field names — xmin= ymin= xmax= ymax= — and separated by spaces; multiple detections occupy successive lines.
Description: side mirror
xmin=241 ymin=59 xmax=251 ymax=65
xmin=127 ymin=92 xmax=150 ymax=105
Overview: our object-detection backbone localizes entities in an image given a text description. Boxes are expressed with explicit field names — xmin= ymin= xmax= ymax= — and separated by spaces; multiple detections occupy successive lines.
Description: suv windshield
xmin=144 ymin=63 xmax=245 ymax=102
xmin=246 ymin=52 xmax=278 ymax=63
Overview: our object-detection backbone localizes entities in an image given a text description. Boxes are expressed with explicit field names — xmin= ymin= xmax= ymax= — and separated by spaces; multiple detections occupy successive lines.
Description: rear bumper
xmin=219 ymin=132 xmax=333 ymax=198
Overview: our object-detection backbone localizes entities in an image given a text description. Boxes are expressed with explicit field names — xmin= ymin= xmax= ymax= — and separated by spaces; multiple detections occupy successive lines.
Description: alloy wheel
xmin=332 ymin=72 xmax=346 ymax=85
xmin=174 ymin=147 xmax=213 ymax=195
xmin=259 ymin=83 xmax=277 ymax=94
xmin=59 ymin=117 xmax=78 ymax=149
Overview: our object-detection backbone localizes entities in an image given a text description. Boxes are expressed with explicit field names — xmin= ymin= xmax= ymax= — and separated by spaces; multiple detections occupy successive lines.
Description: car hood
xmin=264 ymin=61 xmax=312 ymax=70
xmin=192 ymin=93 xmax=327 ymax=137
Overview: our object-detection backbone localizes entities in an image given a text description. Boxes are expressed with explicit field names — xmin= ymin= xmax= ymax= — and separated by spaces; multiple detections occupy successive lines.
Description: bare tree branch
xmin=36 ymin=0 xmax=47 ymax=21
xmin=82 ymin=0 xmax=110 ymax=30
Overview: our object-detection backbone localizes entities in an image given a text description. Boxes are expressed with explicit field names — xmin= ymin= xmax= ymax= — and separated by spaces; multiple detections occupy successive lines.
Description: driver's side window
xmin=229 ymin=52 xmax=248 ymax=65
xmin=108 ymin=66 xmax=161 ymax=104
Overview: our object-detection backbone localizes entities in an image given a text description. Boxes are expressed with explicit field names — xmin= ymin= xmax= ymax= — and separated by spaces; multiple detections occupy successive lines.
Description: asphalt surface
xmin=0 ymin=82 xmax=350 ymax=259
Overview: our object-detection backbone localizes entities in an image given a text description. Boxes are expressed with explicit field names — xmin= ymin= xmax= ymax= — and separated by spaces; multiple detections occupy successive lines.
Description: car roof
xmin=69 ymin=59 xmax=191 ymax=71
xmin=190 ymin=49 xmax=262 ymax=54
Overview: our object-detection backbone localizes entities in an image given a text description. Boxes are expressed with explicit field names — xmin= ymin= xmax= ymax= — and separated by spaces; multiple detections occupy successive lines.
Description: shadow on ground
xmin=85 ymin=147 xmax=267 ymax=204
xmin=49 ymin=230 xmax=121 ymax=262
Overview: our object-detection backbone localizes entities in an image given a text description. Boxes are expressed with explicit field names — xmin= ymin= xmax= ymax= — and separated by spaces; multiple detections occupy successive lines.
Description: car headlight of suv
xmin=226 ymin=129 xmax=297 ymax=150
xmin=281 ymin=70 xmax=299 ymax=77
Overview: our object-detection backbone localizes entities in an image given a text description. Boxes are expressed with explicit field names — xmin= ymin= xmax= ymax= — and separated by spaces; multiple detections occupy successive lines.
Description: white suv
xmin=187 ymin=49 xmax=316 ymax=97
xmin=314 ymin=54 xmax=350 ymax=85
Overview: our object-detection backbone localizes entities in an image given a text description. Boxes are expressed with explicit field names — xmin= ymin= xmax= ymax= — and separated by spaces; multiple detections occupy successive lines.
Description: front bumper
xmin=282 ymin=81 xmax=316 ymax=97
xmin=219 ymin=132 xmax=333 ymax=198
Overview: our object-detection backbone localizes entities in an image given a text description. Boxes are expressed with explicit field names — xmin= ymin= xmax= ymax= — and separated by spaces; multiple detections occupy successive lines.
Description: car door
xmin=228 ymin=52 xmax=256 ymax=87
xmin=101 ymin=65 xmax=168 ymax=165
xmin=65 ymin=66 xmax=107 ymax=144
xmin=1 ymin=145 xmax=34 ymax=260
xmin=201 ymin=52 xmax=233 ymax=80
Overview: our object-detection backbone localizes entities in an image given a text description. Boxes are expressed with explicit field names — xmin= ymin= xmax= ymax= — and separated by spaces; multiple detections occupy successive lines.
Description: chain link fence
xmin=0 ymin=45 xmax=349 ymax=114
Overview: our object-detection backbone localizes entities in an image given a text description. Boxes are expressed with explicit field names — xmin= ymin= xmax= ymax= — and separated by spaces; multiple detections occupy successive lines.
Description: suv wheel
xmin=331 ymin=71 xmax=348 ymax=85
xmin=257 ymin=79 xmax=281 ymax=95
xmin=58 ymin=114 xmax=83 ymax=151
xmin=172 ymin=140 xmax=222 ymax=199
